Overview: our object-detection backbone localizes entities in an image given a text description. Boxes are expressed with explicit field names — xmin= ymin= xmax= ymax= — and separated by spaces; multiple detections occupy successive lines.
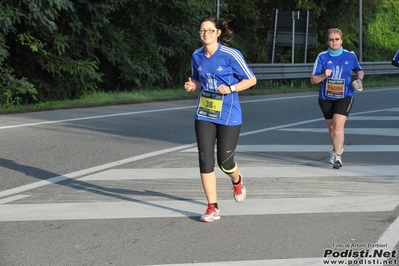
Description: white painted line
xmin=80 ymin=168 xmax=201 ymax=180
xmin=0 ymin=94 xmax=318 ymax=130
xmin=238 ymin=107 xmax=399 ymax=137
xmin=146 ymin=257 xmax=323 ymax=266
xmin=128 ymin=199 xmax=399 ymax=266
xmin=350 ymin=116 xmax=399 ymax=120
xmin=0 ymin=175 xmax=74 ymax=199
xmin=181 ymin=144 xmax=399 ymax=153
xmin=349 ymin=106 xmax=399 ymax=116
xmin=240 ymin=87 xmax=399 ymax=105
xmin=376 ymin=213 xmax=399 ymax=251
xmin=1 ymin=106 xmax=398 ymax=199
xmin=0 ymin=94 xmax=321 ymax=130
xmin=280 ymin=128 xmax=399 ymax=137
xmin=1 ymin=90 xmax=397 ymax=131
xmin=0 ymin=196 xmax=398 ymax=222
xmin=239 ymin=165 xmax=399 ymax=178
xmin=79 ymin=166 xmax=399 ymax=181
xmin=0 ymin=106 xmax=195 ymax=130
xmin=0 ymin=143 xmax=196 ymax=199
xmin=239 ymin=118 xmax=325 ymax=136
xmin=236 ymin=144 xmax=399 ymax=152
xmin=0 ymin=195 xmax=30 ymax=205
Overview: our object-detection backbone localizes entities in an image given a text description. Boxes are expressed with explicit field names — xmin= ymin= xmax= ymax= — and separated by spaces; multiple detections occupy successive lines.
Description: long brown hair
xmin=199 ymin=16 xmax=233 ymax=46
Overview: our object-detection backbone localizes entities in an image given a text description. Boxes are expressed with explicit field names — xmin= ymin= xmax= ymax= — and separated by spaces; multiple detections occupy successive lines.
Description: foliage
xmin=225 ymin=0 xmax=399 ymax=63
xmin=1 ymin=0 xmax=399 ymax=108
xmin=365 ymin=0 xmax=399 ymax=60
xmin=0 ymin=66 xmax=37 ymax=107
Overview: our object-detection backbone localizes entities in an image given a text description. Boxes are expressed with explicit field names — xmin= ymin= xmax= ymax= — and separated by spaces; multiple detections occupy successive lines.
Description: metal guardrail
xmin=248 ymin=61 xmax=398 ymax=80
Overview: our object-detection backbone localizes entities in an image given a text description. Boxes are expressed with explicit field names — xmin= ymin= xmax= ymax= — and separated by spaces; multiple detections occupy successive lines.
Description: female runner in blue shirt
xmin=184 ymin=15 xmax=257 ymax=222
xmin=311 ymin=28 xmax=364 ymax=169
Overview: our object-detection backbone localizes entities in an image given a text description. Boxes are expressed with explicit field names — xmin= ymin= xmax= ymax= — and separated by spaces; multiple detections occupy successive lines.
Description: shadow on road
xmin=0 ymin=158 xmax=204 ymax=221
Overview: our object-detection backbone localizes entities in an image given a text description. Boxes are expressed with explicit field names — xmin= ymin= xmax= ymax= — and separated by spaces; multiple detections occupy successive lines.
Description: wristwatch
xmin=229 ymin=85 xmax=237 ymax=92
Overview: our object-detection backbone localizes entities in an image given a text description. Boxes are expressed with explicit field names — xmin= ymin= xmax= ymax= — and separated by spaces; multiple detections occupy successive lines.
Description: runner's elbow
xmin=310 ymin=76 xmax=318 ymax=84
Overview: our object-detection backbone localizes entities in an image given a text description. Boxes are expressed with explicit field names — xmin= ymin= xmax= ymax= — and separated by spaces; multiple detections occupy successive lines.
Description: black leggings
xmin=194 ymin=120 xmax=241 ymax=174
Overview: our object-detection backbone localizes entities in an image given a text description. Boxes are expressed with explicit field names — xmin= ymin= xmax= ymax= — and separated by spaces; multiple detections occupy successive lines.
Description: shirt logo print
xmin=217 ymin=66 xmax=223 ymax=71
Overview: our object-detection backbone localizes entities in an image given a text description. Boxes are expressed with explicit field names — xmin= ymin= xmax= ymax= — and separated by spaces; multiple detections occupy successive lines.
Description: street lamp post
xmin=216 ymin=0 xmax=221 ymax=19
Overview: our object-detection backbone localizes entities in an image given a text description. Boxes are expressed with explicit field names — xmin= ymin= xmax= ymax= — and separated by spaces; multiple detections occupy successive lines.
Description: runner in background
xmin=310 ymin=28 xmax=364 ymax=169
xmin=184 ymin=15 xmax=257 ymax=222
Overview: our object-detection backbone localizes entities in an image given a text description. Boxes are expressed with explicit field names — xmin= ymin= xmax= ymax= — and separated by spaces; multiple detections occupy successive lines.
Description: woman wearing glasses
xmin=184 ymin=15 xmax=257 ymax=222
xmin=310 ymin=28 xmax=364 ymax=169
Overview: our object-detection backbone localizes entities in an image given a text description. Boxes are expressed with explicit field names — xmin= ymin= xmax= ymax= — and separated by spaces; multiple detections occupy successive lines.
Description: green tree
xmin=224 ymin=0 xmax=399 ymax=63
xmin=364 ymin=0 xmax=399 ymax=60
xmin=1 ymin=0 xmax=399 ymax=107
xmin=0 ymin=0 xmax=216 ymax=107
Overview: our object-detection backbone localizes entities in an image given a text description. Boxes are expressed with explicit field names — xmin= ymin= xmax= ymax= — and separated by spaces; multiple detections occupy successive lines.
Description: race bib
xmin=196 ymin=90 xmax=224 ymax=119
xmin=325 ymin=78 xmax=345 ymax=98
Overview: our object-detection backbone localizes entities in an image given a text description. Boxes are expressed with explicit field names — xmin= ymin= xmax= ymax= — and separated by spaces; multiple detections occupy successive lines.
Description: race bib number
xmin=326 ymin=78 xmax=345 ymax=98
xmin=196 ymin=90 xmax=224 ymax=119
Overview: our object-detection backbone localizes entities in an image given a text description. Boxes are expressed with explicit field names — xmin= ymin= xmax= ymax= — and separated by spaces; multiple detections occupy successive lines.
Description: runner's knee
xmin=219 ymin=161 xmax=237 ymax=174
xmin=199 ymin=151 xmax=214 ymax=173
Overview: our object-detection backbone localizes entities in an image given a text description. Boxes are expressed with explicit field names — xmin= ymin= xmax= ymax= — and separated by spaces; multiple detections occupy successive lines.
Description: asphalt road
xmin=1 ymin=87 xmax=398 ymax=266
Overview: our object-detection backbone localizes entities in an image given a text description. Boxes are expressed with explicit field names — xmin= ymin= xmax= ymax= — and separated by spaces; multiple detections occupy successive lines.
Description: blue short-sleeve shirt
xmin=191 ymin=44 xmax=254 ymax=125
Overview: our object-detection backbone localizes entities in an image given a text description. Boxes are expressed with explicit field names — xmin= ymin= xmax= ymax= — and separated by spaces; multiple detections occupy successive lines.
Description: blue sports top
xmin=191 ymin=43 xmax=255 ymax=125
xmin=312 ymin=49 xmax=363 ymax=100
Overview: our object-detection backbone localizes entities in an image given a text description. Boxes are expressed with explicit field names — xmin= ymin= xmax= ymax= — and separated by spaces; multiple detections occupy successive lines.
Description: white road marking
xmin=1 ymin=92 xmax=398 ymax=265
xmin=280 ymin=128 xmax=399 ymax=137
xmin=78 ymin=166 xmax=399 ymax=181
xmin=0 ymin=143 xmax=196 ymax=198
xmin=350 ymin=116 xmax=399 ymax=120
xmin=147 ymin=254 xmax=396 ymax=266
xmin=149 ymin=216 xmax=399 ymax=266
xmin=237 ymin=144 xmax=399 ymax=152
xmin=0 ymin=94 xmax=318 ymax=130
xmin=373 ymin=214 xmax=399 ymax=251
xmin=146 ymin=258 xmax=324 ymax=266
xmin=1 ymin=106 xmax=398 ymax=198
xmin=1 ymin=88 xmax=397 ymax=130
xmin=0 ymin=106 xmax=195 ymax=130
xmin=0 ymin=194 xmax=30 ymax=204
xmin=181 ymin=144 xmax=399 ymax=153
xmin=0 ymin=196 xmax=398 ymax=222
xmin=0 ymin=94 xmax=319 ymax=130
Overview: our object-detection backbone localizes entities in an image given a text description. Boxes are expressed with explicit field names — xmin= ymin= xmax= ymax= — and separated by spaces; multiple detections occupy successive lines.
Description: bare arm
xmin=216 ymin=76 xmax=257 ymax=94
xmin=356 ymin=70 xmax=365 ymax=81
xmin=233 ymin=76 xmax=257 ymax=92
xmin=310 ymin=69 xmax=332 ymax=84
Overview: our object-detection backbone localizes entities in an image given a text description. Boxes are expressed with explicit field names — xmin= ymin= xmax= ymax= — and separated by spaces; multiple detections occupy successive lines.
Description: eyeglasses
xmin=329 ymin=38 xmax=341 ymax=42
xmin=199 ymin=29 xmax=217 ymax=34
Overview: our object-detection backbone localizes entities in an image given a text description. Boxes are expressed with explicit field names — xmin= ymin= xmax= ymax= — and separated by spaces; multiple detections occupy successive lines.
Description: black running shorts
xmin=318 ymin=96 xmax=354 ymax=119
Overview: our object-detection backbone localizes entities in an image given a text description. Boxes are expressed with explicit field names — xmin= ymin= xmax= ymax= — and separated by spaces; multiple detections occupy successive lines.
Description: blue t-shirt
xmin=191 ymin=44 xmax=254 ymax=125
xmin=312 ymin=49 xmax=363 ymax=100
